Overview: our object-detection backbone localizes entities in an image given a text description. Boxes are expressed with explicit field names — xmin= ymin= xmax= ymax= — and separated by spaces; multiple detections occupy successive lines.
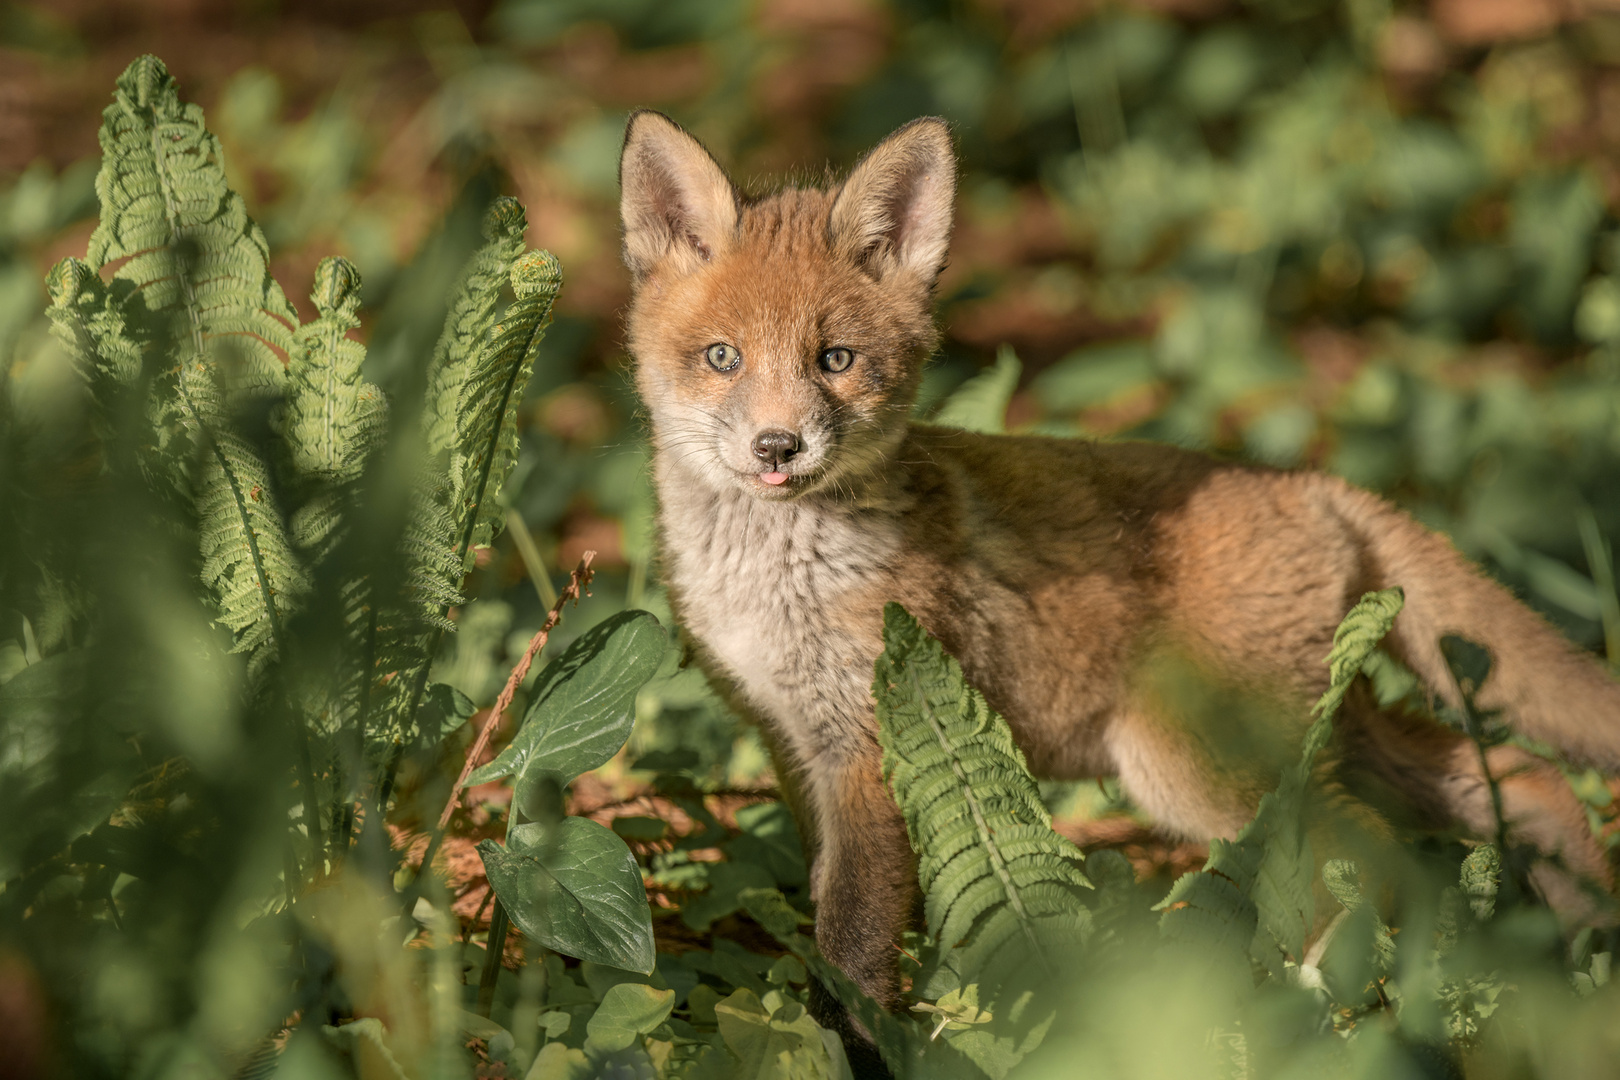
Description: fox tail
xmin=1328 ymin=479 xmax=1620 ymax=771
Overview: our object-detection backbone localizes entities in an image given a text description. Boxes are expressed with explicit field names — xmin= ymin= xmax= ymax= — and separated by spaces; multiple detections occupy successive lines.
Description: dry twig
xmin=435 ymin=550 xmax=597 ymax=832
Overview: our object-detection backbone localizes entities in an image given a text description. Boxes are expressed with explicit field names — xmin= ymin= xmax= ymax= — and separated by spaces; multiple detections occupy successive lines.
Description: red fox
xmin=617 ymin=111 xmax=1620 ymax=1028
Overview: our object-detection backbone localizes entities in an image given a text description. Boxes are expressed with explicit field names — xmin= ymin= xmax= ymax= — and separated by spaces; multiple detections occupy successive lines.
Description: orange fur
xmin=617 ymin=112 xmax=1620 ymax=1024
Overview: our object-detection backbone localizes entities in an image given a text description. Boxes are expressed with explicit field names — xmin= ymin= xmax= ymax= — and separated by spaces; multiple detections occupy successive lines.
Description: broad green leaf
xmin=725 ymin=801 xmax=807 ymax=886
xmin=681 ymin=860 xmax=776 ymax=931
xmin=523 ymin=1043 xmax=591 ymax=1080
xmin=713 ymin=988 xmax=849 ymax=1080
xmin=417 ymin=682 xmax=476 ymax=746
xmin=468 ymin=610 xmax=666 ymax=789
xmin=479 ymin=818 xmax=655 ymax=974
xmin=584 ymin=983 xmax=674 ymax=1053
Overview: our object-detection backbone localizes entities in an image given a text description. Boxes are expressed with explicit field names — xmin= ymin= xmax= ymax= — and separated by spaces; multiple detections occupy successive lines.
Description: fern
xmin=1320 ymin=859 xmax=1396 ymax=973
xmin=74 ymin=56 xmax=309 ymax=680
xmin=274 ymin=256 xmax=390 ymax=758
xmin=449 ymin=245 xmax=560 ymax=560
xmin=87 ymin=56 xmax=297 ymax=405
xmin=44 ymin=258 xmax=144 ymax=409
xmin=46 ymin=53 xmax=563 ymax=844
xmin=278 ymin=256 xmax=386 ymax=571
xmin=184 ymin=359 xmax=309 ymax=682
xmin=932 ymin=346 xmax=1021 ymax=434
xmin=1459 ymin=844 xmax=1502 ymax=922
xmin=873 ymin=602 xmax=1092 ymax=991
xmin=280 ymin=256 xmax=385 ymax=488
xmin=421 ymin=197 xmax=527 ymax=460
xmin=1158 ymin=587 xmax=1406 ymax=981
xmin=379 ymin=207 xmax=561 ymax=740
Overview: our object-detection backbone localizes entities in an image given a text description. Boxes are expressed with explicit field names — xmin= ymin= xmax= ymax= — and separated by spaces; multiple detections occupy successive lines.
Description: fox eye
xmin=705 ymin=343 xmax=741 ymax=372
xmin=819 ymin=347 xmax=855 ymax=373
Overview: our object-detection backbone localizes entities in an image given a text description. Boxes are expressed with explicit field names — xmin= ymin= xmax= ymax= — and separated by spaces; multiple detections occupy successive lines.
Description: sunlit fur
xmin=619 ymin=111 xmax=1620 ymax=1036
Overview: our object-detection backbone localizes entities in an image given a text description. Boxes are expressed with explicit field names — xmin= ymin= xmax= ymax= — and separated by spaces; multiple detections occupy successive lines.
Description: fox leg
xmin=1103 ymin=710 xmax=1268 ymax=842
xmin=805 ymin=744 xmax=916 ymax=1005
xmin=798 ymin=743 xmax=914 ymax=1078
xmin=1339 ymin=703 xmax=1613 ymax=923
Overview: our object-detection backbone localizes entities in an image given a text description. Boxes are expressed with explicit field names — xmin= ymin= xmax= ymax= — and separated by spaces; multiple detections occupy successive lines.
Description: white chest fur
xmin=656 ymin=471 xmax=898 ymax=761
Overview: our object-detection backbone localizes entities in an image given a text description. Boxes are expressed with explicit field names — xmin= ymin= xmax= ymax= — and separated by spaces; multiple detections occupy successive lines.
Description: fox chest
xmin=659 ymin=496 xmax=897 ymax=757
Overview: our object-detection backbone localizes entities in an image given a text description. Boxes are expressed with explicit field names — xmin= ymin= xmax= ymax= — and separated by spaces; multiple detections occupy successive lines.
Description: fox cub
xmin=617 ymin=112 xmax=1620 ymax=1015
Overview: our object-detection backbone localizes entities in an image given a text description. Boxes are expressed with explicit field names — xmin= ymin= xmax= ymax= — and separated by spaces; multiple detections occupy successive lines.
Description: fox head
xmin=618 ymin=112 xmax=955 ymax=499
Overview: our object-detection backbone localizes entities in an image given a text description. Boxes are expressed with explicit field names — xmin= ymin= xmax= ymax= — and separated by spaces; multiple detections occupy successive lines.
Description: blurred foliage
xmin=5 ymin=0 xmax=1620 ymax=1078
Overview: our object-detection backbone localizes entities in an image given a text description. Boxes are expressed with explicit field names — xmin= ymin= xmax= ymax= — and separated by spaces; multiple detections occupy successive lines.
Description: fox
xmin=617 ymin=110 xmax=1620 ymax=1055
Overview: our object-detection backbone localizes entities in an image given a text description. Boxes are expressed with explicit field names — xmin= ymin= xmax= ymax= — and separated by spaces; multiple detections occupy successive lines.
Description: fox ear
xmin=828 ymin=117 xmax=955 ymax=283
xmin=619 ymin=111 xmax=740 ymax=282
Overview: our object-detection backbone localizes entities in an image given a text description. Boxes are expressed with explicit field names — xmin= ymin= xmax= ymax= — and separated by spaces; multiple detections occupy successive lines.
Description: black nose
xmin=751 ymin=429 xmax=801 ymax=467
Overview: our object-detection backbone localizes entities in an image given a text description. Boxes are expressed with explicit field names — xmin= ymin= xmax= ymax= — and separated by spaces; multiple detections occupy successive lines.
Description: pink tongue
xmin=761 ymin=471 xmax=789 ymax=486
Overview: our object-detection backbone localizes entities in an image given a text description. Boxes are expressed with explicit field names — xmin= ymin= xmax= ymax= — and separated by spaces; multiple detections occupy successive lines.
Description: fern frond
xmin=1459 ymin=844 xmax=1501 ymax=922
xmin=281 ymin=256 xmax=386 ymax=488
xmin=80 ymin=56 xmax=310 ymax=678
xmin=87 ymin=56 xmax=297 ymax=392
xmin=183 ymin=360 xmax=308 ymax=682
xmin=1314 ymin=586 xmax=1407 ymax=722
xmin=447 ymin=247 xmax=560 ymax=559
xmin=377 ymin=216 xmax=561 ymax=742
xmin=400 ymin=199 xmax=550 ymax=624
xmin=932 ymin=345 xmax=1021 ymax=434
xmin=874 ymin=602 xmax=1091 ymax=989
xmin=45 ymin=258 xmax=144 ymax=401
xmin=1320 ymin=859 xmax=1395 ymax=973
xmin=421 ymin=196 xmax=528 ymax=459
xmin=1158 ymin=587 xmax=1406 ymax=982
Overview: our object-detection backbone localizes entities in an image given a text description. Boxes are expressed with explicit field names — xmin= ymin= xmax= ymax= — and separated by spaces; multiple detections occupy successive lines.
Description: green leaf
xmin=681 ymin=859 xmax=777 ymax=931
xmin=479 ymin=818 xmax=655 ymax=974
xmin=584 ymin=983 xmax=675 ymax=1053
xmin=933 ymin=345 xmax=1021 ymax=434
xmin=468 ymin=610 xmax=666 ymax=789
xmin=722 ymin=800 xmax=807 ymax=887
xmin=738 ymin=888 xmax=985 ymax=1080
xmin=417 ymin=682 xmax=477 ymax=746
xmin=713 ymin=988 xmax=849 ymax=1080
xmin=523 ymin=1042 xmax=591 ymax=1080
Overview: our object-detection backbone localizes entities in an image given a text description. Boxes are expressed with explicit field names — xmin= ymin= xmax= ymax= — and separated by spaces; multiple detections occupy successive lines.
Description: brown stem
xmin=434 ymin=550 xmax=597 ymax=834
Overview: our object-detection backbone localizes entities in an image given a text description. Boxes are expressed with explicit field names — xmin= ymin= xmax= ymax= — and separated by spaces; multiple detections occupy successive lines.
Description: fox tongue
xmin=761 ymin=472 xmax=789 ymax=486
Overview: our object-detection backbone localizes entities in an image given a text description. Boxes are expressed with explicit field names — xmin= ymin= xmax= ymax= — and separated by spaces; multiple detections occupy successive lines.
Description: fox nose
xmin=751 ymin=429 xmax=801 ymax=468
